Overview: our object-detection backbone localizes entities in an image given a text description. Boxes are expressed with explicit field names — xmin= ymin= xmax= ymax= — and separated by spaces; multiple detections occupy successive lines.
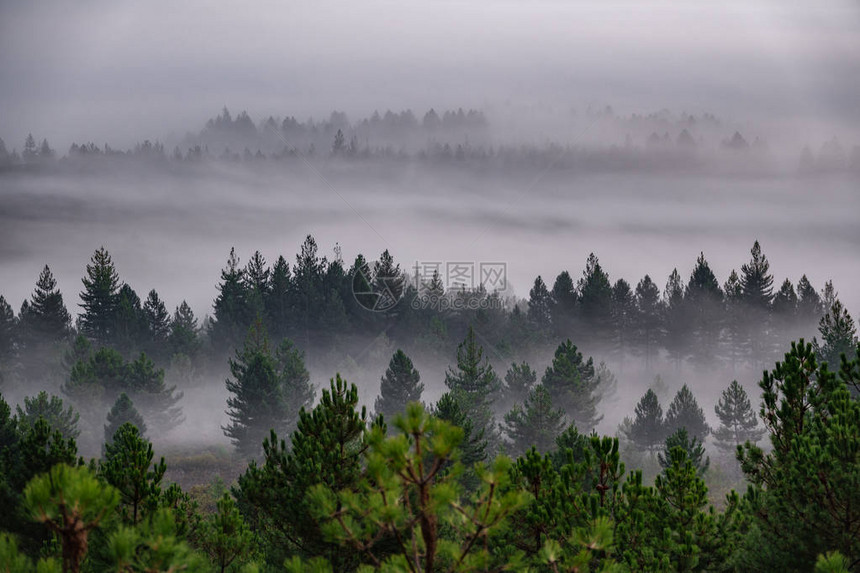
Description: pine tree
xmin=142 ymin=289 xmax=171 ymax=360
xmin=501 ymin=361 xmax=537 ymax=412
xmin=16 ymin=391 xmax=80 ymax=440
xmin=100 ymin=422 xmax=166 ymax=525
xmin=625 ymin=389 xmax=666 ymax=454
xmin=578 ymin=253 xmax=613 ymax=345
xmin=114 ymin=283 xmax=148 ymax=353
xmin=265 ymin=255 xmax=293 ymax=341
xmin=738 ymin=341 xmax=860 ymax=570
xmin=633 ymin=275 xmax=662 ymax=369
xmin=200 ymin=493 xmax=254 ymax=573
xmin=713 ymin=380 xmax=764 ymax=452
xmin=503 ymin=384 xmax=566 ymax=457
xmin=18 ymin=265 xmax=71 ymax=346
xmin=23 ymin=464 xmax=119 ymax=573
xmin=796 ymin=274 xmax=823 ymax=327
xmin=663 ymin=268 xmax=688 ymax=368
xmin=169 ymin=300 xmax=198 ymax=358
xmin=245 ymin=250 xmax=270 ymax=320
xmin=444 ymin=326 xmax=501 ymax=449
xmin=814 ymin=299 xmax=858 ymax=370
xmin=685 ymin=252 xmax=723 ymax=366
xmin=211 ymin=248 xmax=250 ymax=356
xmin=740 ymin=240 xmax=774 ymax=309
xmin=550 ymin=271 xmax=577 ymax=339
xmin=293 ymin=235 xmax=325 ymax=350
xmin=658 ymin=428 xmax=709 ymax=475
xmin=433 ymin=391 xmax=488 ymax=470
xmin=236 ymin=375 xmax=372 ymax=569
xmin=541 ymin=340 xmax=602 ymax=432
xmin=664 ymin=384 xmax=709 ymax=440
xmin=0 ymin=296 xmax=16 ymax=386
xmin=772 ymin=278 xmax=799 ymax=344
xmin=610 ymin=278 xmax=636 ymax=364
xmin=722 ymin=269 xmax=746 ymax=370
xmin=104 ymin=392 xmax=147 ymax=442
xmin=374 ymin=349 xmax=423 ymax=422
xmin=527 ymin=276 xmax=553 ymax=336
xmin=274 ymin=337 xmax=314 ymax=436
xmin=372 ymin=249 xmax=404 ymax=314
xmin=79 ymin=247 xmax=121 ymax=344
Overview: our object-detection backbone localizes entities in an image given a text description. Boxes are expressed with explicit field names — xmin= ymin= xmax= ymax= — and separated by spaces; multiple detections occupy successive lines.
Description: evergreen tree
xmin=104 ymin=392 xmax=147 ymax=442
xmin=664 ymin=384 xmax=709 ymax=440
xmin=433 ymin=391 xmax=488 ymax=470
xmin=772 ymin=278 xmax=799 ymax=344
xmin=169 ymin=300 xmax=199 ymax=358
xmin=265 ymin=255 xmax=293 ymax=341
xmin=244 ymin=250 xmax=270 ymax=320
xmin=663 ymin=268 xmax=688 ymax=368
xmin=610 ymin=278 xmax=636 ymax=363
xmin=200 ymin=493 xmax=254 ymax=573
xmin=374 ymin=349 xmax=423 ymax=422
xmin=633 ymin=275 xmax=662 ymax=368
xmin=740 ymin=240 xmax=774 ymax=309
xmin=114 ymin=284 xmax=148 ymax=354
xmin=372 ymin=249 xmax=404 ymax=314
xmin=444 ymin=326 xmax=501 ymax=443
xmin=527 ymin=276 xmax=552 ymax=336
xmin=22 ymin=133 xmax=36 ymax=162
xmin=738 ymin=341 xmax=860 ymax=570
xmin=142 ymin=289 xmax=171 ymax=360
xmin=236 ymin=375 xmax=372 ymax=569
xmin=15 ymin=391 xmax=80 ymax=440
xmin=722 ymin=269 xmax=746 ymax=370
xmin=658 ymin=428 xmax=709 ymax=475
xmin=796 ymin=274 xmax=823 ymax=327
xmin=100 ymin=422 xmax=166 ymax=525
xmin=211 ymin=248 xmax=250 ymax=356
xmin=685 ymin=252 xmax=723 ymax=365
xmin=625 ymin=389 xmax=666 ymax=454
xmin=713 ymin=380 xmax=764 ymax=453
xmin=224 ymin=322 xmax=287 ymax=458
xmin=79 ymin=247 xmax=121 ymax=344
xmin=503 ymin=384 xmax=566 ymax=457
xmin=274 ymin=337 xmax=314 ymax=437
xmin=577 ymin=253 xmax=613 ymax=345
xmin=17 ymin=265 xmax=71 ymax=348
xmin=23 ymin=464 xmax=118 ymax=573
xmin=550 ymin=271 xmax=577 ymax=338
xmin=293 ymin=235 xmax=325 ymax=350
xmin=814 ymin=299 xmax=858 ymax=370
xmin=0 ymin=296 xmax=16 ymax=386
xmin=541 ymin=340 xmax=602 ymax=431
xmin=501 ymin=361 xmax=537 ymax=412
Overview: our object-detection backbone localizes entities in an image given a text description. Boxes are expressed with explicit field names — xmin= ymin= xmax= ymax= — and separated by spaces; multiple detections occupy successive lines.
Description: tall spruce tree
xmin=169 ymin=300 xmax=198 ymax=358
xmin=610 ymin=278 xmax=636 ymax=364
xmin=244 ymin=250 xmax=270 ymax=320
xmin=713 ymin=380 xmax=764 ymax=452
xmin=374 ymin=349 xmax=423 ymax=422
xmin=541 ymin=340 xmax=602 ymax=431
xmin=664 ymin=384 xmax=709 ymax=440
xmin=503 ymin=383 xmax=566 ymax=457
xmin=113 ymin=284 xmax=148 ymax=354
xmin=796 ymin=275 xmax=823 ymax=327
xmin=79 ymin=247 xmax=121 ymax=344
xmin=265 ymin=255 xmax=293 ymax=341
xmin=722 ymin=270 xmax=746 ymax=370
xmin=740 ymin=241 xmax=775 ymax=368
xmin=0 ymin=296 xmax=16 ymax=386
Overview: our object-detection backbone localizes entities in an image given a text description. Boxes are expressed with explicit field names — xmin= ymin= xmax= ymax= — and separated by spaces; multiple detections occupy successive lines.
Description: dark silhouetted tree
xmin=374 ymin=349 xmax=422 ymax=422
xmin=713 ymin=380 xmax=763 ymax=453
xmin=625 ymin=389 xmax=666 ymax=454
xmin=541 ymin=340 xmax=601 ymax=432
xmin=104 ymin=392 xmax=146 ymax=442
xmin=664 ymin=384 xmax=709 ymax=440
xmin=504 ymin=384 xmax=566 ymax=457
xmin=79 ymin=247 xmax=121 ymax=344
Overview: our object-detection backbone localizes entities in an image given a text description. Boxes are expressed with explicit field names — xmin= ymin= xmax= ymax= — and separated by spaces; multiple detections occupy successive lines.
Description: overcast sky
xmin=1 ymin=0 xmax=858 ymax=150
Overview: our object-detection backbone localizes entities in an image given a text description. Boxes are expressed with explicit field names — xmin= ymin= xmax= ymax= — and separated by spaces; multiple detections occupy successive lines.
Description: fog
xmin=1 ymin=1 xmax=859 ymax=458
